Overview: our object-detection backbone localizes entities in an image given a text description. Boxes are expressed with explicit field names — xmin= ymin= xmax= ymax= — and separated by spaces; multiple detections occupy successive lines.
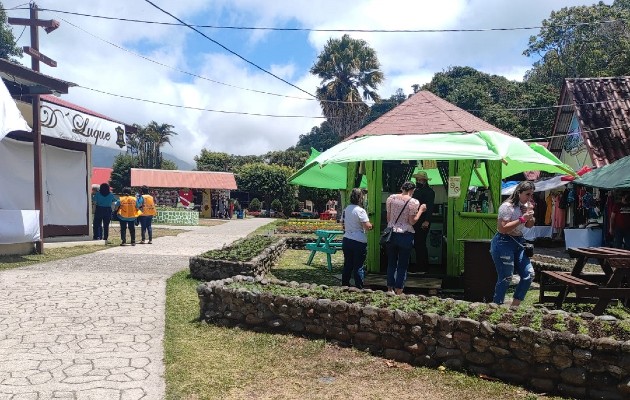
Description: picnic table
xmin=305 ymin=229 xmax=343 ymax=271
xmin=539 ymin=247 xmax=630 ymax=314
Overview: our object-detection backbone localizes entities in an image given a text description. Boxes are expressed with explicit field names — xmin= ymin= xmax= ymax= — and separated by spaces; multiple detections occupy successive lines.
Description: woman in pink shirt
xmin=385 ymin=181 xmax=427 ymax=294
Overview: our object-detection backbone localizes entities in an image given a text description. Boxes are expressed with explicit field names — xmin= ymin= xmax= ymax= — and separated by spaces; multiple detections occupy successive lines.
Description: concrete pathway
xmin=0 ymin=218 xmax=273 ymax=400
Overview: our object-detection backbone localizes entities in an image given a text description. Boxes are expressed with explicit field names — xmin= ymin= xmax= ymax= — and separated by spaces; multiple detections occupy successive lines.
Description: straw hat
xmin=413 ymin=171 xmax=431 ymax=181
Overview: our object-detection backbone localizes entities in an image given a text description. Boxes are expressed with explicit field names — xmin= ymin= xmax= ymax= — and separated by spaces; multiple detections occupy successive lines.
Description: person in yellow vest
xmin=115 ymin=187 xmax=142 ymax=246
xmin=138 ymin=185 xmax=157 ymax=244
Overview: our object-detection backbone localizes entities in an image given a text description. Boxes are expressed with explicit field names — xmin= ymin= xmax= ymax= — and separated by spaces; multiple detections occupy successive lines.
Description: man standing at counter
xmin=412 ymin=171 xmax=435 ymax=272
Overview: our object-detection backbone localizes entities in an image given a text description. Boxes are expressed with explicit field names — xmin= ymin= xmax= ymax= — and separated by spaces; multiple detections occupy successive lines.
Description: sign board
xmin=448 ymin=176 xmax=461 ymax=198
xmin=40 ymin=100 xmax=127 ymax=151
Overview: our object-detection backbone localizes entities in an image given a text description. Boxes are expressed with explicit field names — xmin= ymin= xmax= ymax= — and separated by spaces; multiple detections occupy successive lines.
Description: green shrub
xmin=249 ymin=198 xmax=262 ymax=212
xmin=200 ymin=235 xmax=276 ymax=262
xmin=271 ymin=199 xmax=283 ymax=212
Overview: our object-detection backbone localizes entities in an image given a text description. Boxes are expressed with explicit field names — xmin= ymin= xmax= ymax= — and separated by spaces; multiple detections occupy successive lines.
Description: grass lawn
xmin=0 ymin=227 xmax=185 ymax=271
xmin=165 ymin=247 xmax=567 ymax=400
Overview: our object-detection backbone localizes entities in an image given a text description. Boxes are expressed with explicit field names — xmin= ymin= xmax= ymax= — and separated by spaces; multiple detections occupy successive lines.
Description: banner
xmin=1 ymin=80 xmax=31 ymax=141
xmin=448 ymin=176 xmax=461 ymax=198
xmin=40 ymin=100 xmax=127 ymax=151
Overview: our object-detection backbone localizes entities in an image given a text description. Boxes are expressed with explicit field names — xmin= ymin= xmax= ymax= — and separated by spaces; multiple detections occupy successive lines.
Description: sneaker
xmin=386 ymin=290 xmax=395 ymax=295
xmin=131 ymin=242 xmax=136 ymax=246
xmin=120 ymin=242 xmax=126 ymax=246
xmin=140 ymin=241 xmax=145 ymax=244
xmin=148 ymin=241 xmax=152 ymax=244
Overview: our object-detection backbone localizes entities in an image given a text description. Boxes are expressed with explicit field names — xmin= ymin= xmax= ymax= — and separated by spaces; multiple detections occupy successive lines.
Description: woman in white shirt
xmin=491 ymin=181 xmax=536 ymax=306
xmin=341 ymin=188 xmax=373 ymax=289
xmin=385 ymin=181 xmax=427 ymax=294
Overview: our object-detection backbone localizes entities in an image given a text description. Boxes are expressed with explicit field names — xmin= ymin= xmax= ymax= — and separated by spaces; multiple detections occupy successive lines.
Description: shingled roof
xmin=551 ymin=77 xmax=630 ymax=167
xmin=346 ymin=90 xmax=510 ymax=140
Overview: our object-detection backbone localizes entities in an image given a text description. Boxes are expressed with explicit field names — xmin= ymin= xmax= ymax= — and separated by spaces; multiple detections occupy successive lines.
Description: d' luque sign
xmin=40 ymin=101 xmax=127 ymax=151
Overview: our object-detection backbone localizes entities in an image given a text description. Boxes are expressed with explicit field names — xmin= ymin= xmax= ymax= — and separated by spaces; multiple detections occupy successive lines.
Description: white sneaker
xmin=386 ymin=290 xmax=395 ymax=295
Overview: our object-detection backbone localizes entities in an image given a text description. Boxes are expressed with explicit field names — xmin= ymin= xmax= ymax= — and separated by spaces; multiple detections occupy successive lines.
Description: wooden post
xmin=9 ymin=3 xmax=60 ymax=253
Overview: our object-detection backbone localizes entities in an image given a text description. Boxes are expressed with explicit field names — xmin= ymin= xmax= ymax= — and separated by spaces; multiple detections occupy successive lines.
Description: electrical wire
xmin=76 ymin=85 xmax=325 ymax=118
xmin=142 ymin=0 xmax=315 ymax=98
xmin=60 ymin=18 xmax=315 ymax=101
xmin=4 ymin=7 xmax=626 ymax=33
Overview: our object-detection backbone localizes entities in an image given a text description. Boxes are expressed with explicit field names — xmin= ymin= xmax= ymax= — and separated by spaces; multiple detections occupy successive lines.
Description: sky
xmin=3 ymin=0 xmax=610 ymax=163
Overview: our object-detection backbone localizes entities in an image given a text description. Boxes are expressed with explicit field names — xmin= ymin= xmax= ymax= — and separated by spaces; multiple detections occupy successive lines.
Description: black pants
xmin=93 ymin=206 xmax=112 ymax=240
xmin=413 ymin=224 xmax=430 ymax=271
xmin=119 ymin=220 xmax=135 ymax=244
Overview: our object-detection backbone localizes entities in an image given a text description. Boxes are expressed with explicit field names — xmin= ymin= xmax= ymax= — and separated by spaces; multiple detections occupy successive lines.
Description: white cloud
xmin=3 ymin=0 xmax=611 ymax=162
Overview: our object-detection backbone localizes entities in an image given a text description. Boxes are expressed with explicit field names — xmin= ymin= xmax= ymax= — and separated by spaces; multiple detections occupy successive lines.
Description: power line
xmin=141 ymin=0 xmax=315 ymax=98
xmin=76 ymin=85 xmax=325 ymax=119
xmin=60 ymin=18 xmax=314 ymax=101
xmin=4 ymin=7 xmax=627 ymax=33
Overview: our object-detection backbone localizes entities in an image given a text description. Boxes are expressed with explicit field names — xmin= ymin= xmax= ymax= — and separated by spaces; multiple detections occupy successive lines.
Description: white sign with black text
xmin=40 ymin=100 xmax=127 ymax=150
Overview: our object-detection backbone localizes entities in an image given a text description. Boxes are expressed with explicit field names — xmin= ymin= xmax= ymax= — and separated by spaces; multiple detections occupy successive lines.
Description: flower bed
xmin=198 ymin=276 xmax=630 ymax=400
xmin=275 ymin=219 xmax=342 ymax=234
xmin=189 ymin=236 xmax=285 ymax=281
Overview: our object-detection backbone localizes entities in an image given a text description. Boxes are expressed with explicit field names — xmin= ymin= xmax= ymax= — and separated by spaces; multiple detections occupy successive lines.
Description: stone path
xmin=0 ymin=218 xmax=273 ymax=400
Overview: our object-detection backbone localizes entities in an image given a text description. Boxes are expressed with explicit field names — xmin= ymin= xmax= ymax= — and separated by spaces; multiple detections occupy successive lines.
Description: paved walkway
xmin=0 ymin=218 xmax=273 ymax=400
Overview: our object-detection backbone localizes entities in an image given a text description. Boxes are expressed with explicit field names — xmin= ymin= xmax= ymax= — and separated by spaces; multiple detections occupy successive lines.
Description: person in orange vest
xmin=115 ymin=187 xmax=142 ymax=246
xmin=138 ymin=185 xmax=157 ymax=244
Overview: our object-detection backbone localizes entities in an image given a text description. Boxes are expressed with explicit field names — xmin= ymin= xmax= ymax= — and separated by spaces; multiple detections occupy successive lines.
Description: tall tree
xmin=129 ymin=121 xmax=177 ymax=169
xmin=235 ymin=162 xmax=296 ymax=215
xmin=263 ymin=149 xmax=309 ymax=170
xmin=361 ymin=88 xmax=407 ymax=127
xmin=110 ymin=153 xmax=136 ymax=192
xmin=524 ymin=0 xmax=630 ymax=89
xmin=0 ymin=2 xmax=22 ymax=61
xmin=310 ymin=34 xmax=384 ymax=138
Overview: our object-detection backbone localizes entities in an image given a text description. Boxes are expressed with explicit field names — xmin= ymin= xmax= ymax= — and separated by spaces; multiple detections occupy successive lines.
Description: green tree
xmin=263 ymin=149 xmax=309 ymax=170
xmin=293 ymin=121 xmax=341 ymax=152
xmin=130 ymin=121 xmax=177 ymax=169
xmin=270 ymin=199 xmax=283 ymax=212
xmin=524 ymin=1 xmax=630 ymax=89
xmin=310 ymin=34 xmax=384 ymax=138
xmin=0 ymin=3 xmax=22 ymax=61
xmin=235 ymin=163 xmax=295 ymax=214
xmin=419 ymin=66 xmax=557 ymax=139
xmin=161 ymin=159 xmax=178 ymax=170
xmin=110 ymin=153 xmax=136 ymax=193
xmin=195 ymin=149 xmax=235 ymax=172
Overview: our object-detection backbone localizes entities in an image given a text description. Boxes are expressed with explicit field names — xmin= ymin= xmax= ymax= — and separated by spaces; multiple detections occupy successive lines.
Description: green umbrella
xmin=574 ymin=155 xmax=630 ymax=189
xmin=289 ymin=148 xmax=367 ymax=190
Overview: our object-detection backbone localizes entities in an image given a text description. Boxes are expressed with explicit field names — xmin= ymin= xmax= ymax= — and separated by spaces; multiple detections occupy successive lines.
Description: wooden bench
xmin=539 ymin=270 xmax=599 ymax=308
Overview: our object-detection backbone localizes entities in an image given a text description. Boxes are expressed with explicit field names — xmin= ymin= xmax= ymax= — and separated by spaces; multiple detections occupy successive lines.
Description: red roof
xmin=130 ymin=168 xmax=237 ymax=190
xmin=346 ymin=90 xmax=510 ymax=140
xmin=92 ymin=167 xmax=112 ymax=187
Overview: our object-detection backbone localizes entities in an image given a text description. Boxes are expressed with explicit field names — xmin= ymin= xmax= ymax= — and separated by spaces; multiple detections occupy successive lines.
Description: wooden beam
xmin=23 ymin=47 xmax=57 ymax=68
xmin=0 ymin=59 xmax=70 ymax=94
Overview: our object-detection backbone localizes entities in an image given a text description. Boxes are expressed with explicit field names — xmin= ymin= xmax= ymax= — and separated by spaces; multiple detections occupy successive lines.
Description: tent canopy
xmin=574 ymin=155 xmax=630 ymax=189
xmin=289 ymin=148 xmax=366 ymax=190
xmin=309 ymin=131 xmax=575 ymax=177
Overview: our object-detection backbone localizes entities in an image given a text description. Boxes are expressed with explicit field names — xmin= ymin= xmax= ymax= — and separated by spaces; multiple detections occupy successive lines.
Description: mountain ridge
xmin=92 ymin=146 xmax=195 ymax=170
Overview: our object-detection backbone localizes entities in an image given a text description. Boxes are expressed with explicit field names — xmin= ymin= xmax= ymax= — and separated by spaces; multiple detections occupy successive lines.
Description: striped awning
xmin=131 ymin=168 xmax=237 ymax=190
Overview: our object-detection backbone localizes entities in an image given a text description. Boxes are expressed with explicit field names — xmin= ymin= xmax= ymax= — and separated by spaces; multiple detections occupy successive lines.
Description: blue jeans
xmin=342 ymin=237 xmax=367 ymax=289
xmin=613 ymin=228 xmax=630 ymax=250
xmin=386 ymin=232 xmax=414 ymax=289
xmin=490 ymin=233 xmax=535 ymax=304
xmin=139 ymin=216 xmax=153 ymax=241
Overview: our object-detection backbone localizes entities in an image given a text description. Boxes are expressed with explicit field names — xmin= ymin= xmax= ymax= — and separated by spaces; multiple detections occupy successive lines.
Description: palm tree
xmin=146 ymin=121 xmax=177 ymax=168
xmin=130 ymin=122 xmax=177 ymax=169
xmin=310 ymin=34 xmax=384 ymax=138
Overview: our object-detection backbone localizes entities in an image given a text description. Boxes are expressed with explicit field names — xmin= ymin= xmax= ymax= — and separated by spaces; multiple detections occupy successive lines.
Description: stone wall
xmin=190 ymin=239 xmax=287 ymax=281
xmin=154 ymin=210 xmax=199 ymax=225
xmin=198 ymin=276 xmax=630 ymax=400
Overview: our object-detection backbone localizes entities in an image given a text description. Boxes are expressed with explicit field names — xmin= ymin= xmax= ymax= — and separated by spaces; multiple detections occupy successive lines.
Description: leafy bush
xmin=200 ymin=235 xmax=276 ymax=261
xmin=249 ymin=198 xmax=262 ymax=212
xmin=271 ymin=199 xmax=283 ymax=212
xmin=276 ymin=219 xmax=342 ymax=234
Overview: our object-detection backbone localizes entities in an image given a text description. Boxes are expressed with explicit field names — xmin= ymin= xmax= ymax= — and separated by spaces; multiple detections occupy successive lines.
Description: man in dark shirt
xmin=412 ymin=171 xmax=435 ymax=272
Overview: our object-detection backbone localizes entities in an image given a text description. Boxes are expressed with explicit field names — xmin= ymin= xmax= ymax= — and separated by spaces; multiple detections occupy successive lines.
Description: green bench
xmin=305 ymin=230 xmax=343 ymax=271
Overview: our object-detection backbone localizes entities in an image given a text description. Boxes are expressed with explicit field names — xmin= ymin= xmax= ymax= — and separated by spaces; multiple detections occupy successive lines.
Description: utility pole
xmin=8 ymin=3 xmax=60 ymax=253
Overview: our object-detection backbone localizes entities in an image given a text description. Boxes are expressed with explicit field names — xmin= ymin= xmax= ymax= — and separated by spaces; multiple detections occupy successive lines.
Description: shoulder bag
xmin=380 ymin=197 xmax=411 ymax=245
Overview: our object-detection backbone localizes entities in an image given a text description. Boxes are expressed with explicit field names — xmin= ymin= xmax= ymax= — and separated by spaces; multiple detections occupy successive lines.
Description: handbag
xmin=380 ymin=197 xmax=411 ymax=245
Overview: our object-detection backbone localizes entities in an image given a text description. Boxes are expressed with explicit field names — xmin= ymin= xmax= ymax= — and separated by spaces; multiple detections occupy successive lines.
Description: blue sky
xmin=3 ymin=0 xmax=611 ymax=163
